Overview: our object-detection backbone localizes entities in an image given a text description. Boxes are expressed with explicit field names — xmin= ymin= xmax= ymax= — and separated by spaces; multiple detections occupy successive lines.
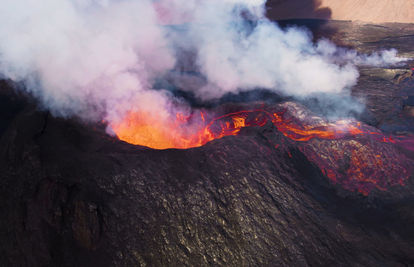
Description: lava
xmin=112 ymin=109 xmax=269 ymax=150
xmin=112 ymin=106 xmax=412 ymax=150
xmin=111 ymin=104 xmax=414 ymax=195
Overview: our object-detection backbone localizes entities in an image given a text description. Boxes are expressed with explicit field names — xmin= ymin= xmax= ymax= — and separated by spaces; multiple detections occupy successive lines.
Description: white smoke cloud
xmin=190 ymin=22 xmax=360 ymax=99
xmin=0 ymin=0 xmax=175 ymax=120
xmin=0 ymin=0 xmax=409 ymax=126
xmin=166 ymin=1 xmax=408 ymax=100
xmin=316 ymin=39 xmax=409 ymax=66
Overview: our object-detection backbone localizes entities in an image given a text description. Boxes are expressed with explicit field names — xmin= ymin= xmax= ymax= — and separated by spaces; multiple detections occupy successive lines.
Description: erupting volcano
xmin=2 ymin=0 xmax=414 ymax=266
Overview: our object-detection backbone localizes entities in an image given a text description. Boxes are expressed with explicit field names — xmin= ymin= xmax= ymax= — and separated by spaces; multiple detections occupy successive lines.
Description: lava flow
xmin=111 ymin=103 xmax=414 ymax=195
xmin=112 ymin=105 xmax=413 ymax=150
xmin=111 ymin=109 xmax=269 ymax=150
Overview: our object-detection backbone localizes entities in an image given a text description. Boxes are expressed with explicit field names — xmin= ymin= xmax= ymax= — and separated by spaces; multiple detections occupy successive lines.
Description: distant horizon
xmin=266 ymin=0 xmax=414 ymax=24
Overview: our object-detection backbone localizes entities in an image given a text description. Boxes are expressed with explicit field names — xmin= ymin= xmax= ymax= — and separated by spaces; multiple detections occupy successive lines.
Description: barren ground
xmin=267 ymin=0 xmax=414 ymax=23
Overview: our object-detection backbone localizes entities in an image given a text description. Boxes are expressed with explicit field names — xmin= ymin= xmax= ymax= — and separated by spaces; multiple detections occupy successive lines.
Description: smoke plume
xmin=0 ymin=0 xmax=408 ymax=128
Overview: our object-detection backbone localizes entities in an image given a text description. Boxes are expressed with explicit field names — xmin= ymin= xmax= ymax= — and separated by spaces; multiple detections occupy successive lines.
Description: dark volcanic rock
xmin=1 ymin=103 xmax=414 ymax=267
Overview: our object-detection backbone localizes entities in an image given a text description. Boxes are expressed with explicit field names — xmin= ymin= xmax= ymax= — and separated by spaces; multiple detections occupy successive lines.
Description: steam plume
xmin=0 ymin=0 xmax=408 ymax=126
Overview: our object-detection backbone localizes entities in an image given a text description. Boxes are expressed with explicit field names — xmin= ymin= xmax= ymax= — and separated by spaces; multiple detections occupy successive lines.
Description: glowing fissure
xmin=112 ymin=108 xmax=413 ymax=150
xmin=111 ymin=107 xmax=414 ymax=195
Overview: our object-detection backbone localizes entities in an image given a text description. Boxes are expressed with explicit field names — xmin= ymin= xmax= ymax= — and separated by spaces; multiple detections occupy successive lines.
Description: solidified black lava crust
xmin=1 ymin=102 xmax=414 ymax=267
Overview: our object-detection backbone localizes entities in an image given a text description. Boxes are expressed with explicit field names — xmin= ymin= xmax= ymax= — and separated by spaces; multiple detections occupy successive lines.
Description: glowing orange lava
xmin=112 ymin=111 xmax=206 ymax=149
xmin=111 ymin=106 xmax=414 ymax=195
xmin=112 ymin=110 xmax=267 ymax=149
xmin=112 ymin=108 xmax=394 ymax=149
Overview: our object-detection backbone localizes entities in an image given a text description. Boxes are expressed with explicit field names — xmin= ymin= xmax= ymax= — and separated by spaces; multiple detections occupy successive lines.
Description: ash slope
xmin=1 ymin=103 xmax=414 ymax=267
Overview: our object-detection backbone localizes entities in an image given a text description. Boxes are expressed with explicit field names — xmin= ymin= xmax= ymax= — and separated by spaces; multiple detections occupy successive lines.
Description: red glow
xmin=112 ymin=110 xmax=268 ymax=149
xmin=112 ymin=108 xmax=412 ymax=149
xmin=111 ymin=106 xmax=414 ymax=194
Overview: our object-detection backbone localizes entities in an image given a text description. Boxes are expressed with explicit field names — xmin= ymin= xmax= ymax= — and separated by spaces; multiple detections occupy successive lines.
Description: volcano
xmin=2 ymin=16 xmax=414 ymax=267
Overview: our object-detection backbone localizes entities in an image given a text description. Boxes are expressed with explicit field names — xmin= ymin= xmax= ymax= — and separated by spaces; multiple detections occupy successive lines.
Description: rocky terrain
xmin=1 ymin=20 xmax=414 ymax=267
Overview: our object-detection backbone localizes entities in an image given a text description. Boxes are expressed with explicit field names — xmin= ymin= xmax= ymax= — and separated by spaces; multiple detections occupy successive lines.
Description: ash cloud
xmin=0 ymin=0 xmax=409 ymax=127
